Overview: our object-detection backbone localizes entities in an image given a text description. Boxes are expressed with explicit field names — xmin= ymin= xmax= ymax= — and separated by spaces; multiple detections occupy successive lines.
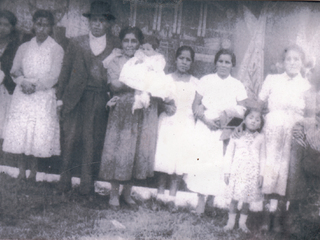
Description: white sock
xmin=239 ymin=214 xmax=250 ymax=232
xmin=224 ymin=213 xmax=236 ymax=230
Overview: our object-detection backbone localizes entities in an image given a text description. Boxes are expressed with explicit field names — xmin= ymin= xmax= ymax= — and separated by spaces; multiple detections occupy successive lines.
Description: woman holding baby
xmin=98 ymin=26 xmax=175 ymax=211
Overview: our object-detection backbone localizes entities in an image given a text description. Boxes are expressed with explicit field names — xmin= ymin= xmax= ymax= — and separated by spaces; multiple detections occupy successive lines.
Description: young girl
xmin=223 ymin=107 xmax=265 ymax=232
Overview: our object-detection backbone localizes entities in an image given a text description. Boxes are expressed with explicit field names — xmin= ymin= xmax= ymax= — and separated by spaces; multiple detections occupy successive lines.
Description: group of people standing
xmin=0 ymin=0 xmax=319 ymax=235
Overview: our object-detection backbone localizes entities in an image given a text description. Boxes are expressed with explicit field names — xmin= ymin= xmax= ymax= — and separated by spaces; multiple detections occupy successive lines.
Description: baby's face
xmin=141 ymin=43 xmax=157 ymax=57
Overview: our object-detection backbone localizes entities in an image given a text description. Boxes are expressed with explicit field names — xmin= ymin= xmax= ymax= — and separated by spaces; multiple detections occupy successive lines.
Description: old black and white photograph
xmin=0 ymin=0 xmax=320 ymax=239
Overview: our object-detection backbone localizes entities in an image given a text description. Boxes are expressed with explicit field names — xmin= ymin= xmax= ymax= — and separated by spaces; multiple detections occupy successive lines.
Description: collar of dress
xmin=89 ymin=32 xmax=107 ymax=56
xmin=30 ymin=36 xmax=54 ymax=49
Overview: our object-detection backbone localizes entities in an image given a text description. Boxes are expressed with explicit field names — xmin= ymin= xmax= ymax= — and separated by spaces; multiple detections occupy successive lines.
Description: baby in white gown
xmin=118 ymin=36 xmax=173 ymax=113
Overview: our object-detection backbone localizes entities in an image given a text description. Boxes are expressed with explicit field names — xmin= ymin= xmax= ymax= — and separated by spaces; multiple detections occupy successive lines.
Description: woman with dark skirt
xmin=0 ymin=10 xmax=20 ymax=156
xmin=99 ymin=26 xmax=175 ymax=211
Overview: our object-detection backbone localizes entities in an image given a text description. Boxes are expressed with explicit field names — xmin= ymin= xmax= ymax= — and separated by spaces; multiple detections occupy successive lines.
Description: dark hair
xmin=175 ymin=45 xmax=195 ymax=62
xmin=0 ymin=10 xmax=17 ymax=27
xmin=119 ymin=26 xmax=144 ymax=44
xmin=143 ymin=35 xmax=160 ymax=50
xmin=214 ymin=49 xmax=236 ymax=67
xmin=32 ymin=10 xmax=55 ymax=26
xmin=282 ymin=44 xmax=306 ymax=65
xmin=242 ymin=108 xmax=264 ymax=133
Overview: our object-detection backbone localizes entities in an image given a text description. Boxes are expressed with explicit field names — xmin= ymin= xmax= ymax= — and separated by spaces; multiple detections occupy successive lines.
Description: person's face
xmin=244 ymin=111 xmax=261 ymax=132
xmin=176 ymin=50 xmax=192 ymax=73
xmin=0 ymin=17 xmax=12 ymax=40
xmin=89 ymin=15 xmax=110 ymax=37
xmin=216 ymin=54 xmax=233 ymax=79
xmin=34 ymin=17 xmax=51 ymax=43
xmin=122 ymin=33 xmax=140 ymax=57
xmin=141 ymin=43 xmax=156 ymax=57
xmin=284 ymin=50 xmax=303 ymax=78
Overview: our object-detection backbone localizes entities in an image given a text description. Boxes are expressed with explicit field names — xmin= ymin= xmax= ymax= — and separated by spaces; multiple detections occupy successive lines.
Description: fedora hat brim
xmin=82 ymin=13 xmax=116 ymax=20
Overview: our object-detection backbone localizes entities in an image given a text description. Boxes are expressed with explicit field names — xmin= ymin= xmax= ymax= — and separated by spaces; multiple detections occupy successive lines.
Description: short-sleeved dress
xmin=154 ymin=74 xmax=198 ymax=175
xmin=2 ymin=37 xmax=63 ymax=158
xmin=224 ymin=132 xmax=265 ymax=203
xmin=184 ymin=73 xmax=247 ymax=196
xmin=99 ymin=55 xmax=160 ymax=181
xmin=259 ymin=72 xmax=310 ymax=196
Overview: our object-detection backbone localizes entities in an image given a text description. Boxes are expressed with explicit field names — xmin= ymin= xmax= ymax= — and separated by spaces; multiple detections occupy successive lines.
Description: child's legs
xmin=229 ymin=199 xmax=238 ymax=213
xmin=239 ymin=203 xmax=250 ymax=232
xmin=241 ymin=202 xmax=250 ymax=215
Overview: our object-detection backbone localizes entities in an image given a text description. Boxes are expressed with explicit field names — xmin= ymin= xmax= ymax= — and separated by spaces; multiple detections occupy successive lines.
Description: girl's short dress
xmin=224 ymin=132 xmax=265 ymax=203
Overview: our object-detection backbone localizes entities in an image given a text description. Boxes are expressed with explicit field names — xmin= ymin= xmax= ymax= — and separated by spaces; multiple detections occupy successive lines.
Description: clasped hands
xmin=21 ymin=80 xmax=36 ymax=95
xmin=193 ymin=104 xmax=221 ymax=131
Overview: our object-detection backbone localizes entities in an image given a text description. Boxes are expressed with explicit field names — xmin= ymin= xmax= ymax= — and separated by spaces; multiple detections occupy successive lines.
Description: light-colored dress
xmin=2 ymin=37 xmax=64 ymax=158
xmin=184 ymin=73 xmax=247 ymax=196
xmin=224 ymin=132 xmax=265 ymax=203
xmin=154 ymin=74 xmax=198 ymax=175
xmin=259 ymin=72 xmax=310 ymax=196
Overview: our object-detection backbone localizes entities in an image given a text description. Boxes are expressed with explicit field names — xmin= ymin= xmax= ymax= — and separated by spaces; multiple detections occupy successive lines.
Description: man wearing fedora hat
xmin=56 ymin=1 xmax=120 ymax=195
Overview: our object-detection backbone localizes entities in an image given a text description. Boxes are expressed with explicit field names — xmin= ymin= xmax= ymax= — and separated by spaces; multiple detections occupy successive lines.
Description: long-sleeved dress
xmin=224 ymin=132 xmax=265 ymax=203
xmin=2 ymin=37 xmax=64 ymax=158
xmin=99 ymin=55 xmax=162 ymax=181
xmin=154 ymin=74 xmax=198 ymax=175
xmin=184 ymin=73 xmax=247 ymax=196
xmin=259 ymin=72 xmax=310 ymax=196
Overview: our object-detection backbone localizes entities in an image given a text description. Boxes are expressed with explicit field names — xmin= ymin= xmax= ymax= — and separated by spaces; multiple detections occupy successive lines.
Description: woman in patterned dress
xmin=2 ymin=10 xmax=64 ymax=181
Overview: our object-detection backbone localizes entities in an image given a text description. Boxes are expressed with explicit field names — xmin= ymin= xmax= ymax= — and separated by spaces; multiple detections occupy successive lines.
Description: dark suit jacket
xmin=57 ymin=33 xmax=120 ymax=116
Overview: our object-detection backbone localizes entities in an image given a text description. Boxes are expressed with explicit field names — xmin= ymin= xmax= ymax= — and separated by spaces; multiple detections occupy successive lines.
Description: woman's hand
xmin=258 ymin=175 xmax=264 ymax=188
xmin=106 ymin=96 xmax=120 ymax=109
xmin=292 ymin=123 xmax=307 ymax=148
xmin=224 ymin=174 xmax=230 ymax=185
xmin=163 ymin=100 xmax=177 ymax=116
xmin=202 ymin=117 xmax=220 ymax=131
xmin=21 ymin=80 xmax=36 ymax=95
xmin=231 ymin=122 xmax=244 ymax=139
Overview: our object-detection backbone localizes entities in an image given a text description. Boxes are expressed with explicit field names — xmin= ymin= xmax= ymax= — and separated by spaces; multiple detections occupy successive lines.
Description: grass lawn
xmin=0 ymin=173 xmax=319 ymax=240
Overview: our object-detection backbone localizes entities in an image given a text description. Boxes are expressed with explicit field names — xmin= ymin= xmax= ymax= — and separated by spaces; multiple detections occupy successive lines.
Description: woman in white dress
xmin=185 ymin=49 xmax=247 ymax=214
xmin=258 ymin=45 xmax=312 ymax=232
xmin=2 ymin=10 xmax=64 ymax=181
xmin=154 ymin=46 xmax=198 ymax=209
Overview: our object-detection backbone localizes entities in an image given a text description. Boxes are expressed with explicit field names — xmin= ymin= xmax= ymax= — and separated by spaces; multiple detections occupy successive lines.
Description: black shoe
xmin=120 ymin=195 xmax=139 ymax=211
